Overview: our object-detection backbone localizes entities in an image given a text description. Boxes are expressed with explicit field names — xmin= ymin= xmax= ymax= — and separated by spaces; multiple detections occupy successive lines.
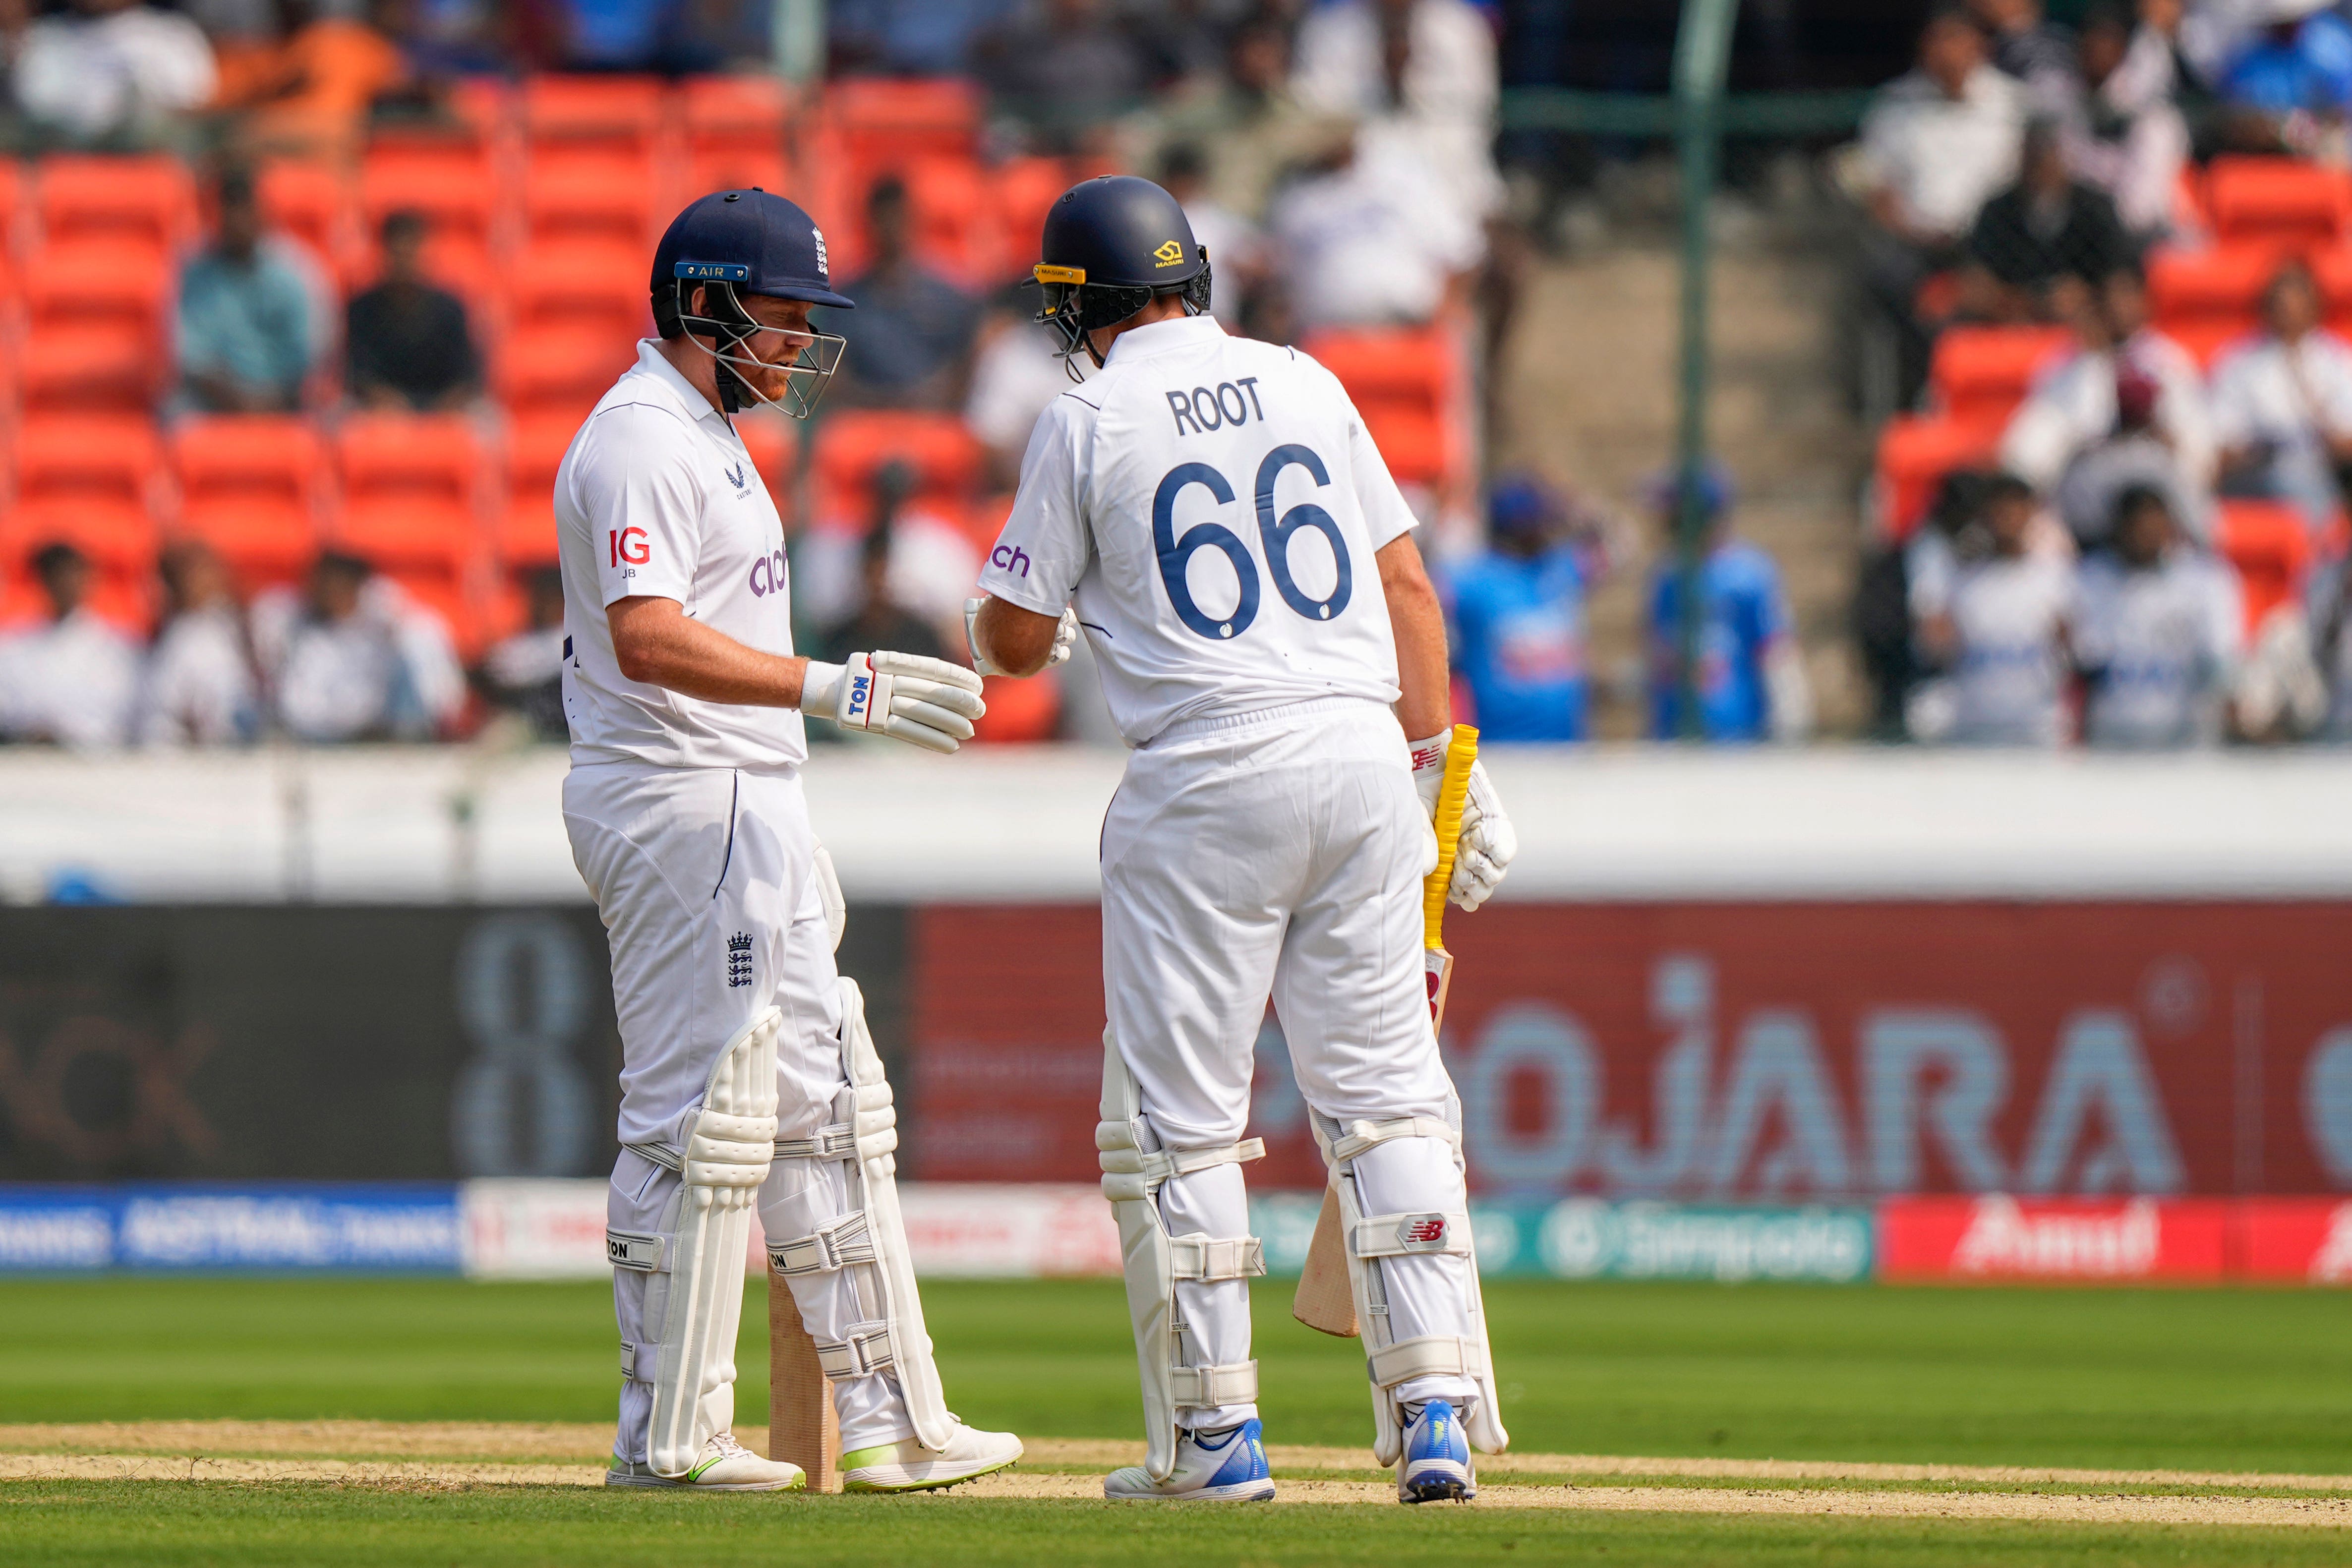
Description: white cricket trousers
xmin=564 ymin=760 xmax=915 ymax=1462
xmin=1101 ymin=697 xmax=1480 ymax=1432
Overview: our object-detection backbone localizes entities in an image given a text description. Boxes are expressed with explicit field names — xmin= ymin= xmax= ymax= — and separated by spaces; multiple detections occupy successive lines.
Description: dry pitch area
xmin=4 ymin=1420 xmax=2350 ymax=1531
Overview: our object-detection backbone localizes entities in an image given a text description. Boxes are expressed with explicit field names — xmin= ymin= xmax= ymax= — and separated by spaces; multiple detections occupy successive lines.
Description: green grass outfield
xmin=6 ymin=1483 xmax=2350 ymax=1568
xmin=4 ymin=1276 xmax=2351 ymax=1564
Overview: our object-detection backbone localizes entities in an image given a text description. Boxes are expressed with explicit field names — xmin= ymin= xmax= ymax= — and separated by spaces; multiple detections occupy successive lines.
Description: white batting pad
xmin=1313 ymin=1103 xmax=1508 ymax=1467
xmin=1097 ymin=1033 xmax=1268 ymax=1482
xmin=616 ymin=1006 xmax=781 ymax=1477
xmin=766 ymin=978 xmax=955 ymax=1452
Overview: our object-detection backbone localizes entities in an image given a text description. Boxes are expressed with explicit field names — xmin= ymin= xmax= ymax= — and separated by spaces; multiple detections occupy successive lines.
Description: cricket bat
xmin=1293 ymin=723 xmax=1479 ymax=1338
xmin=768 ymin=1261 xmax=842 ymax=1492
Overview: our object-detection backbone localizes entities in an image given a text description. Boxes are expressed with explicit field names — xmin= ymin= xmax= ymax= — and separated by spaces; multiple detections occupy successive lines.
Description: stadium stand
xmin=0 ymin=62 xmax=1489 ymax=742
xmin=170 ymin=415 xmax=328 ymax=593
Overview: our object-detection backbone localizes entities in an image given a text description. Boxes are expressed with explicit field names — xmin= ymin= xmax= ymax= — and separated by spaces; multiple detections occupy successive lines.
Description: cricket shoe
xmin=841 ymin=1420 xmax=1023 ymax=1492
xmin=1396 ymin=1399 xmax=1475 ymax=1504
xmin=1103 ymin=1419 xmax=1275 ymax=1502
xmin=605 ymin=1432 xmax=805 ymax=1491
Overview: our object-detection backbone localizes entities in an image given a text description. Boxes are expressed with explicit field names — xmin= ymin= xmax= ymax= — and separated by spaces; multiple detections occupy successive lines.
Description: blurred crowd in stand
xmin=0 ymin=0 xmax=1535 ymax=751
xmin=1843 ymin=0 xmax=2352 ymax=747
xmin=23 ymin=0 xmax=2352 ymax=755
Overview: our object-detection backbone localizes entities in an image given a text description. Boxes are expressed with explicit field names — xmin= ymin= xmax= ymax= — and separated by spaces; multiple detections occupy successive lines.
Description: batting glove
xmin=965 ymin=596 xmax=1078 ymax=677
xmin=802 ymin=651 xmax=986 ymax=755
xmin=1408 ymin=732 xmax=1518 ymax=912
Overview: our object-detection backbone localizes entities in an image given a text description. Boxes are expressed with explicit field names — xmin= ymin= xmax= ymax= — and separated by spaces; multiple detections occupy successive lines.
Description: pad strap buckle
xmin=1350 ymin=1211 xmax=1473 ymax=1259
xmin=1367 ymin=1335 xmax=1470 ymax=1391
xmin=768 ymin=1211 xmax=877 ymax=1278
xmin=1169 ymin=1360 xmax=1259 ymax=1407
xmin=815 ymin=1322 xmax=898 ymax=1378
xmin=1328 ymin=1116 xmax=1458 ymax=1164
xmin=775 ymin=1122 xmax=859 ymax=1161
xmin=1168 ymin=1235 xmax=1267 ymax=1281
xmin=606 ymin=1228 xmax=670 ymax=1273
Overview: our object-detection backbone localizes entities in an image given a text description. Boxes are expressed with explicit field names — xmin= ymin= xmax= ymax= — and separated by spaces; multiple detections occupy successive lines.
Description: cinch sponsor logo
xmin=748 ymin=546 xmax=787 ymax=597
xmin=846 ymin=673 xmax=871 ymax=719
xmin=609 ymin=527 xmax=649 ymax=567
xmin=991 ymin=544 xmax=1031 ymax=579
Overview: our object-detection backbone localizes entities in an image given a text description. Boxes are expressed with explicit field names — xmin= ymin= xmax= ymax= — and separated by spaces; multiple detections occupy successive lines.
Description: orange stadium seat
xmin=734 ymin=409 xmax=799 ymax=509
xmin=901 ymin=156 xmax=1002 ymax=285
xmin=812 ymin=410 xmax=979 ymax=524
xmin=169 ymin=415 xmax=324 ymax=588
xmin=256 ymin=159 xmax=355 ymax=273
xmin=3 ymin=414 xmax=163 ymax=622
xmin=1928 ymin=325 xmax=2071 ymax=427
xmin=359 ymin=146 xmax=497 ymax=281
xmin=497 ymin=410 xmax=580 ymax=566
xmin=524 ymin=74 xmax=667 ymax=155
xmin=522 ymin=150 xmax=660 ymax=246
xmin=823 ymin=77 xmax=981 ymax=165
xmin=507 ymin=237 xmax=648 ymax=336
xmin=995 ymin=157 xmax=1111 ymax=276
xmin=684 ymin=74 xmax=788 ymax=156
xmin=677 ymin=75 xmax=792 ymax=210
xmin=685 ymin=144 xmax=791 ymax=207
xmin=444 ymin=76 xmax=512 ymax=141
xmin=1300 ymin=326 xmax=1466 ymax=489
xmin=17 ymin=243 xmax=172 ymax=410
xmin=2216 ymin=498 xmax=2316 ymax=632
xmin=0 ymin=159 xmax=23 ymax=253
xmin=334 ymin=412 xmax=486 ymax=639
xmin=36 ymin=154 xmax=196 ymax=254
xmin=2147 ymin=243 xmax=2274 ymax=364
xmin=1873 ymin=415 xmax=2001 ymax=539
xmin=16 ymin=323 xmax=156 ymax=412
xmin=496 ymin=321 xmax=639 ymax=419
xmin=2207 ymin=156 xmax=2350 ymax=250
xmin=22 ymin=241 xmax=173 ymax=333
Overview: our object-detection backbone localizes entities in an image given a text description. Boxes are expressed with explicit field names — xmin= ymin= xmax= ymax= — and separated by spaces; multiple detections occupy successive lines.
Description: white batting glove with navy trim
xmin=802 ymin=651 xmax=986 ymax=755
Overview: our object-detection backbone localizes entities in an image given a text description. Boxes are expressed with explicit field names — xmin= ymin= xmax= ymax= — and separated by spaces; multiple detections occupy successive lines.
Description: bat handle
xmin=1422 ymin=723 xmax=1478 ymax=947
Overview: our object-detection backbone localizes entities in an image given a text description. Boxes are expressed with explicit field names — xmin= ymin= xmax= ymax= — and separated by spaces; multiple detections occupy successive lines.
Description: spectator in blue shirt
xmin=2218 ymin=0 xmax=2352 ymax=153
xmin=1441 ymin=475 xmax=1598 ymax=742
xmin=177 ymin=167 xmax=317 ymax=414
xmin=1646 ymin=464 xmax=1814 ymax=742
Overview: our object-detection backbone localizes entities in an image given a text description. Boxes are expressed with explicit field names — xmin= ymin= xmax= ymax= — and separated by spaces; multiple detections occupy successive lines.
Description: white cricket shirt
xmin=1946 ymin=552 xmax=2076 ymax=746
xmin=978 ymin=315 xmax=1419 ymax=746
xmin=2073 ymin=549 xmax=2243 ymax=747
xmin=557 ymin=339 xmax=806 ymax=771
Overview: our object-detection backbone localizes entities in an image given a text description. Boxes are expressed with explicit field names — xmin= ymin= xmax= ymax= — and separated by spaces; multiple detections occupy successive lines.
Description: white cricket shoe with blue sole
xmin=1397 ymin=1399 xmax=1475 ymax=1503
xmin=1103 ymin=1418 xmax=1276 ymax=1502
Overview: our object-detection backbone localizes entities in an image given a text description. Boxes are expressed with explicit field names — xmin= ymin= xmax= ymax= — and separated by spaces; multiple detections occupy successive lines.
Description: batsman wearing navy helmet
xmin=970 ymin=175 xmax=1519 ymax=1503
xmin=556 ymin=188 xmax=1020 ymax=1493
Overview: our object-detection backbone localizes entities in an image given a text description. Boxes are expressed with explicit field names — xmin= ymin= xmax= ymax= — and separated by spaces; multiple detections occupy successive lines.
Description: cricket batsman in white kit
xmin=556 ymin=188 xmax=1023 ymax=1492
xmin=970 ymin=176 xmax=1518 ymax=1504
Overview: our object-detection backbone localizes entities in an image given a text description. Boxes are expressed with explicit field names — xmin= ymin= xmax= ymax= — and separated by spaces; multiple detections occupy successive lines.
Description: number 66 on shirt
xmin=1154 ymin=445 xmax=1354 ymax=640
xmin=978 ymin=329 xmax=1419 ymax=749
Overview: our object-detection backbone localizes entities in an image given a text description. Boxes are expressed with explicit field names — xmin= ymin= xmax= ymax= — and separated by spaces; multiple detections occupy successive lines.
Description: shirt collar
xmin=629 ymin=338 xmax=734 ymax=430
xmin=1103 ymin=314 xmax=1224 ymax=368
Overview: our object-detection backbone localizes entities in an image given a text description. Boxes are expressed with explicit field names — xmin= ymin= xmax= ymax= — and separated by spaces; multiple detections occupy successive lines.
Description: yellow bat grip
xmin=1423 ymin=724 xmax=1478 ymax=949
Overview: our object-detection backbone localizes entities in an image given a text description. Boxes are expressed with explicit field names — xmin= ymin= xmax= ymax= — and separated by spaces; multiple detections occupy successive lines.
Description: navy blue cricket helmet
xmin=1032 ymin=175 xmax=1212 ymax=369
xmin=651 ymin=188 xmax=850 ymax=416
